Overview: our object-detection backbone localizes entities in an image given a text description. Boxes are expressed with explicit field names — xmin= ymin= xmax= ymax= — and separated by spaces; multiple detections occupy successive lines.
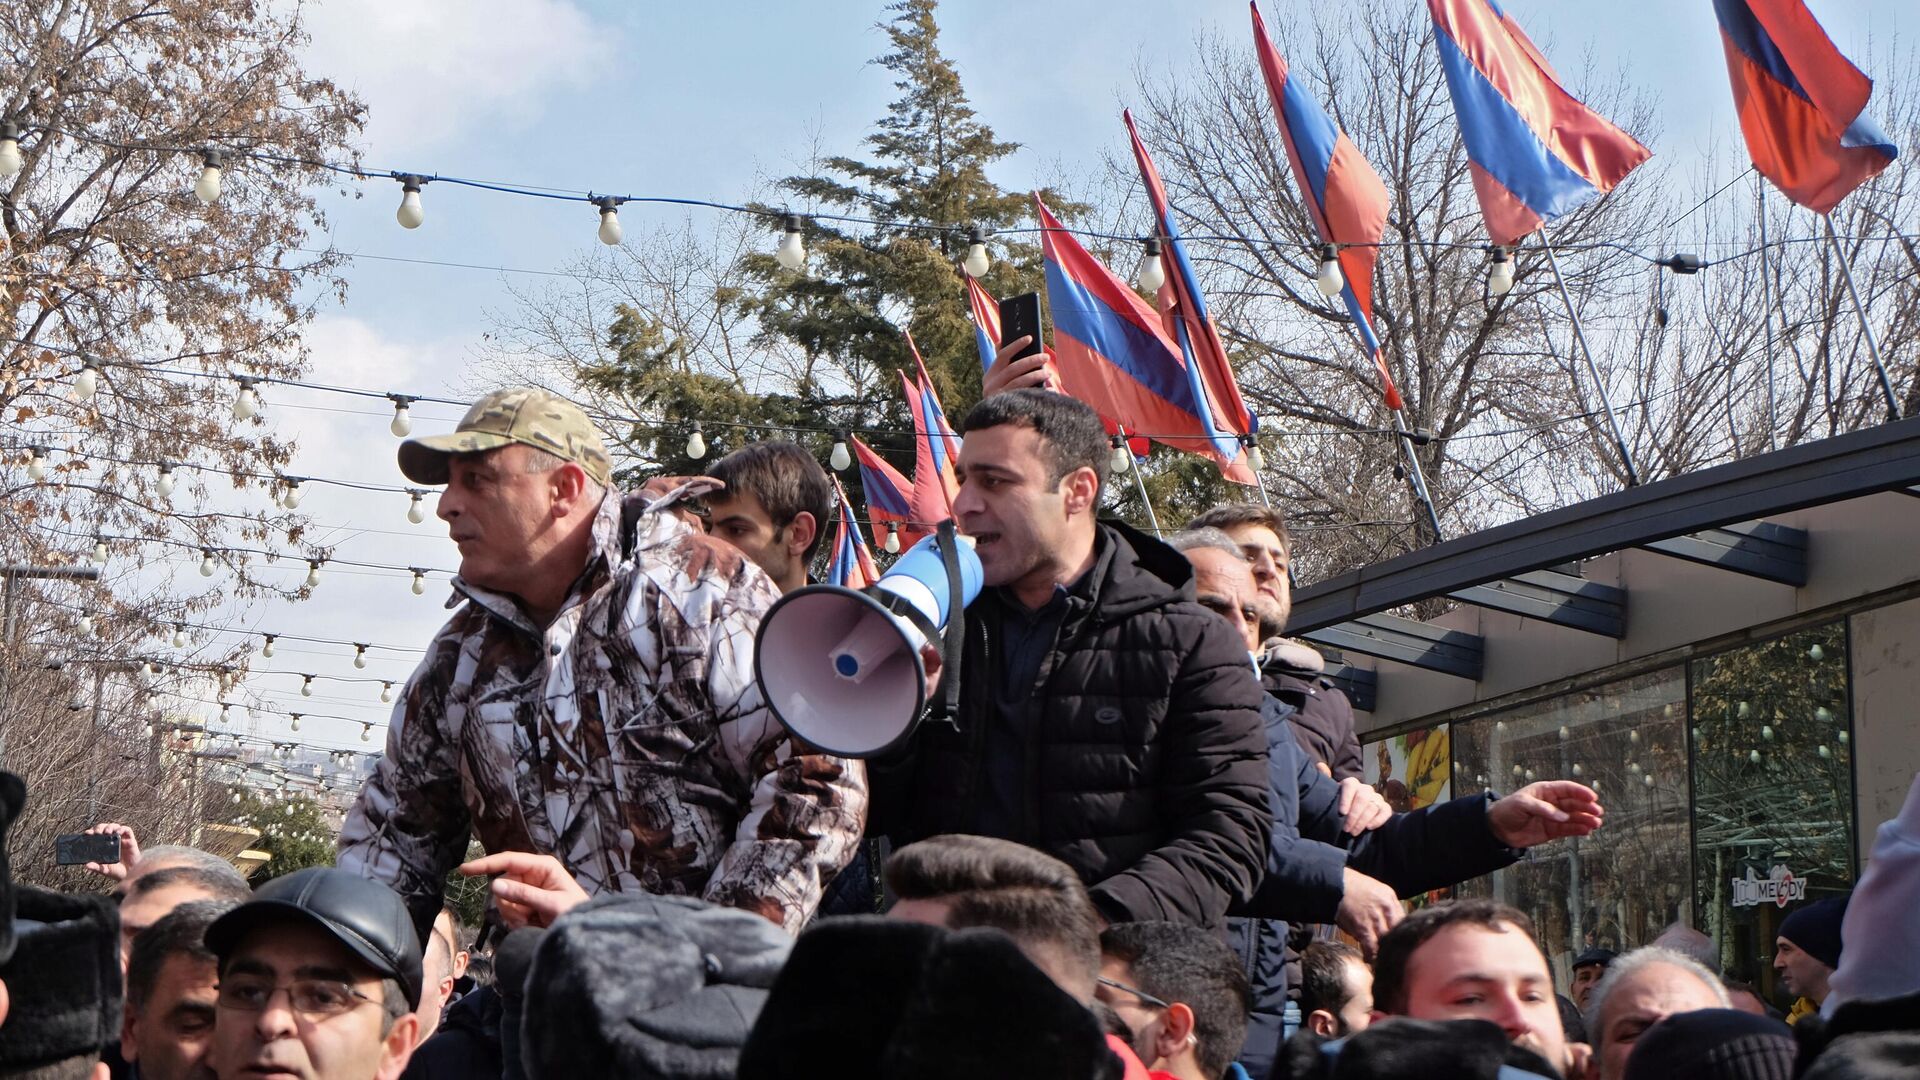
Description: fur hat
xmin=520 ymin=893 xmax=793 ymax=1079
xmin=0 ymin=884 xmax=122 ymax=1071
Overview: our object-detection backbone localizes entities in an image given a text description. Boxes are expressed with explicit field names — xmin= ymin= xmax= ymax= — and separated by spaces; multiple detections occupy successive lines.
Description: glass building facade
xmin=1385 ymin=619 xmax=1857 ymax=1006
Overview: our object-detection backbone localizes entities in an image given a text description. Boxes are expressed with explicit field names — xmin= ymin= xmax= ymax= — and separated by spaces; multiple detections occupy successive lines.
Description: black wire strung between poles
xmin=17 ymin=126 xmax=1896 ymax=269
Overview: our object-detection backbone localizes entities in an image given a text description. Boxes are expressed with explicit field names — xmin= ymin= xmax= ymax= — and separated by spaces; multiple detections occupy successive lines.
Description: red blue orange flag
xmin=1713 ymin=0 xmax=1897 ymax=215
xmin=1250 ymin=2 xmax=1403 ymax=412
xmin=1427 ymin=0 xmax=1651 ymax=247
xmin=826 ymin=476 xmax=880 ymax=588
xmin=897 ymin=338 xmax=959 ymax=526
xmin=851 ymin=436 xmax=925 ymax=545
xmin=1120 ymin=114 xmax=1258 ymax=484
xmin=966 ymin=277 xmax=1002 ymax=374
xmin=1036 ymin=196 xmax=1251 ymax=481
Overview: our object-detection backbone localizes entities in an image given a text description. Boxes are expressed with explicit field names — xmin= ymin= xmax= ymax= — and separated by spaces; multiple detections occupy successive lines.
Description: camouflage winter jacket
xmin=338 ymin=482 xmax=866 ymax=936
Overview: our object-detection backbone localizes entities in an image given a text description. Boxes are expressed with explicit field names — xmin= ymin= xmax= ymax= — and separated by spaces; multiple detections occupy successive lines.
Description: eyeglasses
xmin=1098 ymin=976 xmax=1171 ymax=1010
xmin=216 ymin=976 xmax=378 ymax=1018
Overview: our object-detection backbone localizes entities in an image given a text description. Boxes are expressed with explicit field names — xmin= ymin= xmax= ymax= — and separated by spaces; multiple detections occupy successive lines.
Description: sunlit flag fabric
xmin=967 ymin=276 xmax=1002 ymax=374
xmin=898 ymin=336 xmax=960 ymax=528
xmin=826 ymin=477 xmax=880 ymax=589
xmin=1250 ymin=1 xmax=1403 ymax=411
xmin=1427 ymin=0 xmax=1651 ymax=247
xmin=851 ymin=436 xmax=925 ymax=545
xmin=1713 ymin=0 xmax=1898 ymax=215
xmin=1036 ymin=196 xmax=1248 ymax=480
xmin=1118 ymin=116 xmax=1258 ymax=484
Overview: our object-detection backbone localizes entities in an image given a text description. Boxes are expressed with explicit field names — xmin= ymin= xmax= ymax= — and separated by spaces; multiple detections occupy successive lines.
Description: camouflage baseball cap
xmin=398 ymin=387 xmax=613 ymax=487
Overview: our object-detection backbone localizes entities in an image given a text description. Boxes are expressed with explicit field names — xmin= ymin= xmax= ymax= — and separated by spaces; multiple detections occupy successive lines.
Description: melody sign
xmin=1731 ymin=864 xmax=1808 ymax=908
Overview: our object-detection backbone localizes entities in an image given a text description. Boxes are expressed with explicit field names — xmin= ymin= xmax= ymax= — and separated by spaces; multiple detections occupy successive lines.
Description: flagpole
xmin=1823 ymin=215 xmax=1903 ymax=421
xmin=1539 ymin=225 xmax=1642 ymax=487
xmin=1388 ymin=410 xmax=1444 ymax=542
xmin=1117 ymin=428 xmax=1164 ymax=538
xmin=1756 ymin=176 xmax=1779 ymax=450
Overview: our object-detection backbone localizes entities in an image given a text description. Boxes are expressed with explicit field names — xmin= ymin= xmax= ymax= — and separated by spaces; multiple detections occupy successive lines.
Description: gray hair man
xmin=1584 ymin=945 xmax=1732 ymax=1080
xmin=339 ymin=387 xmax=865 ymax=941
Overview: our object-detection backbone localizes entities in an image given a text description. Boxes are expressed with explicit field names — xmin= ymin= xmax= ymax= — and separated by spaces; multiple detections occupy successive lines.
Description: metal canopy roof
xmin=1291 ymin=416 xmax=1920 ymax=665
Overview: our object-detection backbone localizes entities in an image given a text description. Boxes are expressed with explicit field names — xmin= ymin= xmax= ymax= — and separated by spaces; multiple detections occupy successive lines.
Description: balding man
xmin=1582 ymin=946 xmax=1731 ymax=1080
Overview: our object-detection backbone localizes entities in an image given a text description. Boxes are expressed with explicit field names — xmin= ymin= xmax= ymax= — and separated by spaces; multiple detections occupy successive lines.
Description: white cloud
xmin=297 ymin=0 xmax=615 ymax=157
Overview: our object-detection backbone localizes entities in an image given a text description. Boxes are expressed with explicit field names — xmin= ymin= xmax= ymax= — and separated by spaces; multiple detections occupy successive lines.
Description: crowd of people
xmin=1 ymin=340 xmax=1916 ymax=1079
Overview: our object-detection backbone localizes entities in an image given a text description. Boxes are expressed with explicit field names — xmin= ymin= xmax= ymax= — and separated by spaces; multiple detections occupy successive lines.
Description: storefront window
xmin=1365 ymin=725 xmax=1453 ymax=907
xmin=1689 ymin=621 xmax=1854 ymax=996
xmin=1452 ymin=669 xmax=1691 ymax=984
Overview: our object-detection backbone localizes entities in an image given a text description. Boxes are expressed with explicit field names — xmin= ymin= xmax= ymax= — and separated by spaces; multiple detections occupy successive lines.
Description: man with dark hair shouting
xmin=868 ymin=388 xmax=1271 ymax=928
xmin=339 ymin=387 xmax=864 ymax=940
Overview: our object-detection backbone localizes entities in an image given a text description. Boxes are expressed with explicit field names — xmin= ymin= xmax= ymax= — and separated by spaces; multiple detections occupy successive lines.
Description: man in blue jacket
xmin=1172 ymin=531 xmax=1605 ymax=1077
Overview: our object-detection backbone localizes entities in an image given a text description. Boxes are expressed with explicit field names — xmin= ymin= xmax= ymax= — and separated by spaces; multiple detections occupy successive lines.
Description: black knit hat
xmin=1779 ymin=894 xmax=1851 ymax=969
xmin=1623 ymin=1008 xmax=1795 ymax=1080
xmin=1284 ymin=1018 xmax=1561 ymax=1080
xmin=739 ymin=916 xmax=1118 ymax=1080
xmin=0 ymin=884 xmax=123 ymax=1071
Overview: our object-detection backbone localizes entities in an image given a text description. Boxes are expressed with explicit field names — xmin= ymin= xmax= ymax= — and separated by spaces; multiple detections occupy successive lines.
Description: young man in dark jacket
xmin=869 ymin=389 xmax=1272 ymax=928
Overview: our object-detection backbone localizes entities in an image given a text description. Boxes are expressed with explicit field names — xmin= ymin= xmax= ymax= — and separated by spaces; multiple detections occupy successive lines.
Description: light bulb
xmin=1838 ymin=729 xmax=1848 ymax=743
xmin=1736 ymin=701 xmax=1750 ymax=719
xmin=1643 ymin=772 xmax=1656 ymax=787
xmin=962 ymin=227 xmax=990 ymax=278
xmin=290 ymin=714 xmax=301 ymax=732
xmin=1629 ymin=728 xmax=1642 ymax=743
xmin=194 ymin=150 xmax=223 ymax=205
xmin=1749 ymin=748 xmax=1762 ymax=764
xmin=396 ymin=176 xmax=425 ymax=229
xmin=884 ymin=524 xmax=901 ymax=554
xmin=596 ymin=198 xmax=623 ymax=245
xmin=1808 ymin=643 xmax=1825 ymax=661
xmin=1135 ymin=238 xmax=1166 ymax=293
xmin=1524 ymin=768 xmax=1536 ymax=781
xmin=77 ymin=614 xmax=93 ymax=637
xmin=361 ymin=724 xmax=372 ymax=743
xmin=775 ymin=214 xmax=806 ymax=271
xmin=1488 ymin=247 xmax=1514 ymax=297
xmin=1571 ymin=762 xmax=1583 ymax=776
xmin=685 ymin=425 xmax=707 ymax=460
xmin=301 ymin=675 xmax=313 ymax=696
xmin=0 ymin=123 xmax=21 ymax=178
xmin=305 ymin=561 xmax=320 ymax=588
xmin=411 ymin=570 xmax=426 ymax=595
xmin=1818 ymin=744 xmax=1831 ymax=759
xmin=199 ymin=550 xmax=216 ymax=577
xmin=1761 ymin=724 xmax=1775 ymax=741
xmin=1512 ymin=764 xmax=1523 ymax=777
xmin=354 ymin=645 xmax=367 ymax=669
xmin=390 ymin=400 xmax=412 ymax=437
xmin=1815 ymin=706 xmax=1833 ymax=723
xmin=91 ymin=538 xmax=108 ymax=564
xmin=283 ymin=481 xmax=303 ymax=509
xmin=1558 ymin=725 xmax=1570 ymax=740
xmin=232 ymin=383 xmax=259 ymax=420
xmin=380 ymin=682 xmax=393 ymax=703
xmin=1110 ymin=440 xmax=1131 ymax=474
xmin=1245 ymin=440 xmax=1265 ymax=472
xmin=156 ymin=465 xmax=176 ymax=497
xmin=830 ymin=437 xmax=851 ymax=472
xmin=172 ymin=623 xmax=187 ymax=648
xmin=140 ymin=661 xmax=155 ymax=677
xmin=74 ymin=365 xmax=98 ymax=400
xmin=261 ymin=634 xmax=276 ymax=658
xmin=1314 ymin=244 xmax=1344 ymax=297
xmin=25 ymin=447 xmax=46 ymax=481
xmin=1628 ymin=761 xmax=1641 ymax=774
xmin=407 ymin=493 xmax=425 ymax=524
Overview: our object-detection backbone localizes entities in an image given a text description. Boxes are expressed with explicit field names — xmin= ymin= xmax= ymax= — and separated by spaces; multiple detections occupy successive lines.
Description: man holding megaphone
xmin=761 ymin=387 xmax=1271 ymax=930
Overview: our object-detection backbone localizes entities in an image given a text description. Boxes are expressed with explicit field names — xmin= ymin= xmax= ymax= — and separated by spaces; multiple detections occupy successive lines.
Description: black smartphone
xmin=997 ymin=292 xmax=1045 ymax=363
xmin=55 ymin=832 xmax=122 ymax=866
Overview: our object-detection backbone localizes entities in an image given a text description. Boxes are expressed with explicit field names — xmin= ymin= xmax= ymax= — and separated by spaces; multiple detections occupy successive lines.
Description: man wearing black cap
xmin=1776 ymin=894 xmax=1849 ymax=1022
xmin=1571 ymin=946 xmax=1617 ymax=1012
xmin=206 ymin=868 xmax=423 ymax=1080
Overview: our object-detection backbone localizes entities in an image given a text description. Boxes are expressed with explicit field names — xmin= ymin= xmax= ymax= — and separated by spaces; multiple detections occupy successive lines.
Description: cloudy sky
xmin=208 ymin=0 xmax=1907 ymax=753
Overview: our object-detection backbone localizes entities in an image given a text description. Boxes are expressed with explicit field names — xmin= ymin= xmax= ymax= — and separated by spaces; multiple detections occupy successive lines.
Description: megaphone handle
xmin=938 ymin=519 xmax=965 ymax=721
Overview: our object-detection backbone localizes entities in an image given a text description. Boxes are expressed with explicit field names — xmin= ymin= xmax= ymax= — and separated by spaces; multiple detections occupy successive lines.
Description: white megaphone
xmin=755 ymin=525 xmax=984 ymax=758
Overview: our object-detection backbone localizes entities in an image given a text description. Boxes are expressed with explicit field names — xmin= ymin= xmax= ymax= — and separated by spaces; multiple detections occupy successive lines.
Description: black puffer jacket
xmin=871 ymin=521 xmax=1272 ymax=927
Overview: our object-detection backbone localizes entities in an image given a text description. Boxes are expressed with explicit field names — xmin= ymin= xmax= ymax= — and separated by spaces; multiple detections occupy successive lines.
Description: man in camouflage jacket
xmin=338 ymin=388 xmax=865 ymax=938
